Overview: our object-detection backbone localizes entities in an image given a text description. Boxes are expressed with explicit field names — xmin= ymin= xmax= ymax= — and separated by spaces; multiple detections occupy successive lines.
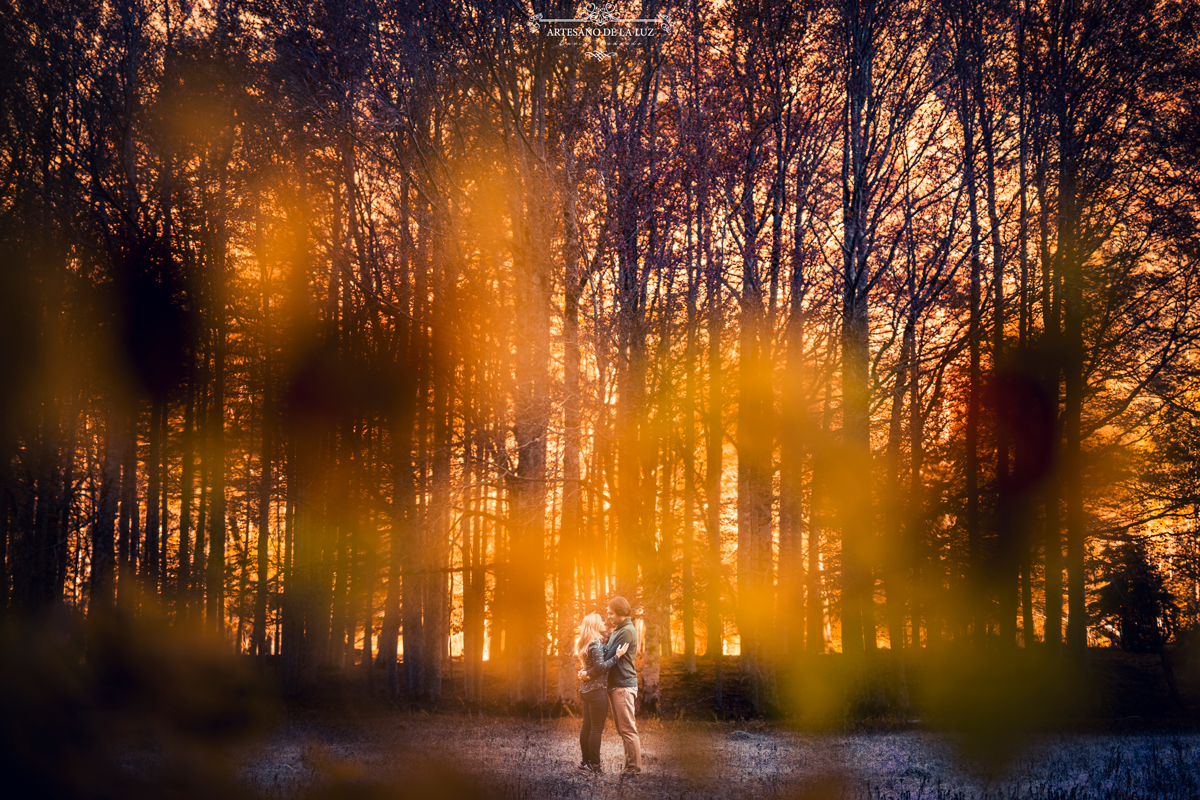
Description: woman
xmin=575 ymin=612 xmax=628 ymax=773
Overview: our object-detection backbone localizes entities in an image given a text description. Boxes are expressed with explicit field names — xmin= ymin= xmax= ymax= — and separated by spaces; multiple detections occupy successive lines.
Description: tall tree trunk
xmin=332 ymin=494 xmax=350 ymax=668
xmin=194 ymin=353 xmax=211 ymax=611
xmin=463 ymin=426 xmax=486 ymax=703
xmin=954 ymin=2 xmax=985 ymax=644
xmin=383 ymin=418 xmax=412 ymax=697
xmin=388 ymin=409 xmax=417 ymax=698
xmin=287 ymin=424 xmax=320 ymax=693
xmin=254 ymin=376 xmax=273 ymax=659
xmin=907 ymin=295 xmax=925 ymax=650
xmin=361 ymin=504 xmax=375 ymax=692
xmin=558 ymin=226 xmax=584 ymax=703
xmin=382 ymin=177 xmax=415 ymax=700
xmin=1058 ymin=105 xmax=1087 ymax=656
xmin=252 ymin=188 xmax=275 ymax=653
xmin=145 ymin=396 xmax=161 ymax=593
xmin=682 ymin=208 xmax=700 ymax=675
xmin=118 ymin=405 xmax=139 ymax=606
xmin=737 ymin=261 xmax=774 ymax=712
xmin=976 ymin=20 xmax=1015 ymax=649
xmin=807 ymin=384 xmax=831 ymax=655
xmin=55 ymin=401 xmax=77 ymax=604
xmin=233 ymin=515 xmax=250 ymax=651
xmin=641 ymin=205 xmax=671 ymax=710
xmin=642 ymin=429 xmax=670 ymax=714
xmin=703 ymin=194 xmax=724 ymax=704
xmin=510 ymin=195 xmax=550 ymax=707
xmin=884 ymin=326 xmax=910 ymax=653
xmin=91 ymin=407 xmax=121 ymax=618
xmin=615 ymin=239 xmax=645 ymax=606
xmin=840 ymin=0 xmax=874 ymax=659
xmin=1016 ymin=2 xmax=1037 ymax=648
xmin=403 ymin=198 xmax=430 ymax=697
xmin=344 ymin=508 xmax=360 ymax=671
xmin=195 ymin=437 xmax=208 ymax=612
xmin=780 ymin=274 xmax=806 ymax=662
xmin=427 ymin=304 xmax=452 ymax=700
xmin=1037 ymin=134 xmax=1063 ymax=652
xmin=177 ymin=368 xmax=195 ymax=616
xmin=158 ymin=401 xmax=169 ymax=593
xmin=207 ymin=286 xmax=227 ymax=635
xmin=280 ymin=439 xmax=298 ymax=693
xmin=317 ymin=453 xmax=338 ymax=673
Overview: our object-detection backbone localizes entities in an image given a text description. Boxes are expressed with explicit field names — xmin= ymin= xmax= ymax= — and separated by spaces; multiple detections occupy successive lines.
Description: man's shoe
xmin=586 ymin=763 xmax=603 ymax=774
xmin=622 ymin=767 xmax=642 ymax=776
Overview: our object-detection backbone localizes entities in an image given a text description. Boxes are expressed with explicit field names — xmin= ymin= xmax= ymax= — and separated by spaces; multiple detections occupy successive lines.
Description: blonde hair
xmin=575 ymin=613 xmax=605 ymax=667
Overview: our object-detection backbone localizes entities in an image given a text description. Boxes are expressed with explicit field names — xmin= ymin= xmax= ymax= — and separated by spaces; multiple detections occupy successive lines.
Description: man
xmin=581 ymin=595 xmax=642 ymax=774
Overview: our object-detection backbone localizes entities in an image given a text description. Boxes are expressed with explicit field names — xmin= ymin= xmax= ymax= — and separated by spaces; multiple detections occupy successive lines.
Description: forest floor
xmin=225 ymin=647 xmax=1200 ymax=799
xmin=236 ymin=713 xmax=1200 ymax=799
xmin=9 ymin=611 xmax=1200 ymax=800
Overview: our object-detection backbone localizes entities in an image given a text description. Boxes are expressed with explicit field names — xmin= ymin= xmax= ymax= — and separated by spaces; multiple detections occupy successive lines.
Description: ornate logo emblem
xmin=583 ymin=3 xmax=618 ymax=25
xmin=526 ymin=3 xmax=675 ymax=60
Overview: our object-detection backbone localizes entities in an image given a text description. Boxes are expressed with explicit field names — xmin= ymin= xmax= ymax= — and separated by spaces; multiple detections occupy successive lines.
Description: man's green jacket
xmin=601 ymin=618 xmax=638 ymax=689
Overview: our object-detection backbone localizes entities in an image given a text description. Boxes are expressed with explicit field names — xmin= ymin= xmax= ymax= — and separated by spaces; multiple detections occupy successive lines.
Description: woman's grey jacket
xmin=579 ymin=640 xmax=620 ymax=694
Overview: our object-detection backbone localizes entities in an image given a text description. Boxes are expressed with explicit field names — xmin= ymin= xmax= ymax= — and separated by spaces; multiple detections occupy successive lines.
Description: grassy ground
xmin=6 ymin=610 xmax=1200 ymax=799
xmin=224 ymin=646 xmax=1200 ymax=799
xmin=236 ymin=713 xmax=1200 ymax=799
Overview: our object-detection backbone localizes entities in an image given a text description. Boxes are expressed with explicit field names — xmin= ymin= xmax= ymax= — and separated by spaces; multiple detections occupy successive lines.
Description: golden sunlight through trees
xmin=2 ymin=1 xmax=1200 ymax=779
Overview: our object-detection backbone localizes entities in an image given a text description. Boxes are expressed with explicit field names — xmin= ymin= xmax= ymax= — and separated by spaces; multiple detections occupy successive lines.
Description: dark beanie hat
xmin=608 ymin=596 xmax=632 ymax=617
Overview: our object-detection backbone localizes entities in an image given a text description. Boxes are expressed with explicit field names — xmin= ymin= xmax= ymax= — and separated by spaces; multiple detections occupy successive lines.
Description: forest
xmin=2 ymin=0 xmax=1200 ymax=728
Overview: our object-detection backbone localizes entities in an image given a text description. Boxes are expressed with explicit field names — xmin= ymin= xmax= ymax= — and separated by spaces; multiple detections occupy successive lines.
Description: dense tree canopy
xmin=2 ymin=0 xmax=1199 ymax=712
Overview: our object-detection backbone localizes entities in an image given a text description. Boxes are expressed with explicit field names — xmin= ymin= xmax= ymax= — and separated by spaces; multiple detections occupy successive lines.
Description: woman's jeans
xmin=579 ymin=687 xmax=609 ymax=766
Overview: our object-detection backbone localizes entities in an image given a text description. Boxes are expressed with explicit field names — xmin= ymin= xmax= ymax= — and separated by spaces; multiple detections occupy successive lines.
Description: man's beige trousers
xmin=608 ymin=686 xmax=642 ymax=772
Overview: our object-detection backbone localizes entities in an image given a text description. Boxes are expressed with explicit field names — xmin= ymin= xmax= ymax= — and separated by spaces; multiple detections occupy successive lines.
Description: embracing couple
xmin=574 ymin=596 xmax=642 ymax=775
